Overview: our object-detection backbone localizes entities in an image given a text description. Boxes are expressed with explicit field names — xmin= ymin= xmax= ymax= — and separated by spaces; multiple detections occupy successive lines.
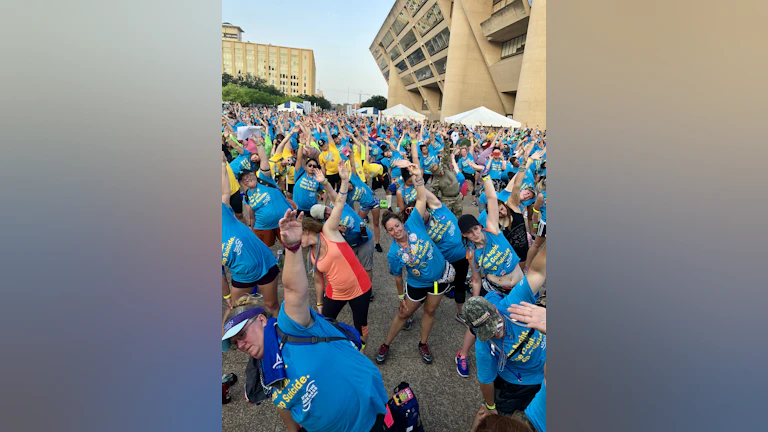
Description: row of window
xmin=501 ymin=34 xmax=526 ymax=58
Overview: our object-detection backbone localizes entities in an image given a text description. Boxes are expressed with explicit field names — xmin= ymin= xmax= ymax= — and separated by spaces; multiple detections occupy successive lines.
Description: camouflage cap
xmin=462 ymin=296 xmax=502 ymax=342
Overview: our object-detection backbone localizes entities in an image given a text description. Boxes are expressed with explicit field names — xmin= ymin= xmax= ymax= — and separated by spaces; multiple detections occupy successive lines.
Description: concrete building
xmin=222 ymin=23 xmax=317 ymax=97
xmin=369 ymin=0 xmax=545 ymax=127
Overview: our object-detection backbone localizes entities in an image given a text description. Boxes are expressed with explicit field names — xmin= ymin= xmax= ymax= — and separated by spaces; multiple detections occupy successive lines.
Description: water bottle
xmin=360 ymin=222 xmax=369 ymax=242
xmin=222 ymin=373 xmax=238 ymax=404
xmin=277 ymin=250 xmax=284 ymax=270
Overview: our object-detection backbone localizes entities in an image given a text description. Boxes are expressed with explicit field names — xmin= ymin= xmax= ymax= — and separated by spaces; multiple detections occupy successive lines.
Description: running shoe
xmin=375 ymin=243 xmax=383 ymax=253
xmin=419 ymin=343 xmax=433 ymax=364
xmin=402 ymin=316 xmax=414 ymax=331
xmin=376 ymin=344 xmax=390 ymax=364
xmin=455 ymin=313 xmax=466 ymax=325
xmin=471 ymin=201 xmax=478 ymax=206
xmin=455 ymin=352 xmax=469 ymax=377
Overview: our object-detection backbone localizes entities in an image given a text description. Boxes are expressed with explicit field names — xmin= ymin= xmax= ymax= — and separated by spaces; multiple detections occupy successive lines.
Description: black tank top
xmin=500 ymin=211 xmax=528 ymax=250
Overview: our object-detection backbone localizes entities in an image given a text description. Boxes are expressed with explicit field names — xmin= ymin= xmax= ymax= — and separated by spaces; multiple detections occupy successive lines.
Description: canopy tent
xmin=381 ymin=104 xmax=426 ymax=120
xmin=444 ymin=106 xmax=521 ymax=128
xmin=356 ymin=107 xmax=380 ymax=117
xmin=277 ymin=101 xmax=304 ymax=113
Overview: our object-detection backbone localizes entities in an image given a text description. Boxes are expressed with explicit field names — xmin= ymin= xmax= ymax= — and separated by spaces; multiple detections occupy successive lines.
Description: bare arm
xmin=483 ymin=175 xmax=500 ymax=232
xmin=409 ymin=164 xmax=427 ymax=219
xmin=222 ymin=153 xmax=231 ymax=204
xmin=277 ymin=210 xmax=312 ymax=327
xmin=423 ymin=188 xmax=443 ymax=210
xmin=323 ymin=163 xmax=349 ymax=242
xmin=313 ymin=269 xmax=325 ymax=313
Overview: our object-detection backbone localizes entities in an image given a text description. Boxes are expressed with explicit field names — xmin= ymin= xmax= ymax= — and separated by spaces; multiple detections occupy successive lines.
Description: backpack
xmin=276 ymin=316 xmax=363 ymax=351
xmin=386 ymin=382 xmax=424 ymax=432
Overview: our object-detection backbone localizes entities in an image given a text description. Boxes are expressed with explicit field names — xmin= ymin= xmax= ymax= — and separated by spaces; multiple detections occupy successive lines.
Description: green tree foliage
xmin=297 ymin=94 xmax=332 ymax=110
xmin=361 ymin=95 xmax=387 ymax=110
xmin=222 ymin=74 xmax=331 ymax=108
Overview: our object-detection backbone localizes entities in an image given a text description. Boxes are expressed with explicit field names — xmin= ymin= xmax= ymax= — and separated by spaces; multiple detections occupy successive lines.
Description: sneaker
xmin=418 ymin=343 xmax=433 ymax=364
xmin=471 ymin=201 xmax=478 ymax=206
xmin=376 ymin=344 xmax=390 ymax=364
xmin=455 ymin=352 xmax=469 ymax=377
xmin=375 ymin=243 xmax=383 ymax=253
xmin=455 ymin=313 xmax=466 ymax=325
xmin=402 ymin=316 xmax=414 ymax=331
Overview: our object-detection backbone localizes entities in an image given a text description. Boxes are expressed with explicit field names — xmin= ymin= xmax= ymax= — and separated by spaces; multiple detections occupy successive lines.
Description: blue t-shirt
xmin=488 ymin=159 xmax=505 ymax=180
xmin=455 ymin=171 xmax=466 ymax=189
xmin=390 ymin=150 xmax=404 ymax=179
xmin=347 ymin=175 xmax=378 ymax=210
xmin=459 ymin=154 xmax=475 ymax=175
xmin=229 ymin=149 xmax=252 ymax=178
xmin=472 ymin=230 xmax=520 ymax=278
xmin=400 ymin=185 xmax=417 ymax=206
xmin=274 ymin=305 xmax=388 ymax=432
xmin=475 ymin=277 xmax=546 ymax=386
xmin=425 ymin=205 xmax=465 ymax=263
xmin=293 ymin=166 xmax=323 ymax=212
xmin=337 ymin=203 xmax=372 ymax=247
xmin=386 ymin=209 xmax=446 ymax=288
xmin=221 ymin=203 xmax=276 ymax=283
xmin=420 ymin=153 xmax=438 ymax=175
xmin=245 ymin=172 xmax=292 ymax=230
xmin=525 ymin=383 xmax=546 ymax=432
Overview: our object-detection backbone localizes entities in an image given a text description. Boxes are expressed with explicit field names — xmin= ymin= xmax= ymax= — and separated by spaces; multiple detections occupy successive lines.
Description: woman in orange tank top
xmin=300 ymin=162 xmax=372 ymax=351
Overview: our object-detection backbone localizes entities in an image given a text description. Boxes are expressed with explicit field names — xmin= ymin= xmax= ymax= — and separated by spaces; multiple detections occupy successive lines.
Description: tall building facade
xmin=369 ymin=0 xmax=545 ymax=127
xmin=222 ymin=23 xmax=317 ymax=97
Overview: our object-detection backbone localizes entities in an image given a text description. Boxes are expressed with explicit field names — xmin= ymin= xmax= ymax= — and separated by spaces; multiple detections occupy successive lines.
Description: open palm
xmin=279 ymin=210 xmax=304 ymax=247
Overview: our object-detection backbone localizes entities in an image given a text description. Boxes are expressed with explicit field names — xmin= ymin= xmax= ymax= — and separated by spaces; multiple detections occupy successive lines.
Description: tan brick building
xmin=222 ymin=23 xmax=317 ymax=97
xmin=369 ymin=0 xmax=545 ymax=127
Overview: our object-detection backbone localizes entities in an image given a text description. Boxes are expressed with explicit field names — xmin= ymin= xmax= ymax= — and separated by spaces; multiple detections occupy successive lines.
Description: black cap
xmin=458 ymin=214 xmax=481 ymax=234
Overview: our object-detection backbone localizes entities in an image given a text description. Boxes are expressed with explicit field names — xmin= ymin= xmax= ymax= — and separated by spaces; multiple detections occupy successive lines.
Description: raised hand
xmin=506 ymin=302 xmax=546 ymax=334
xmin=408 ymin=163 xmax=422 ymax=179
xmin=313 ymin=170 xmax=326 ymax=185
xmin=338 ymin=161 xmax=350 ymax=181
xmin=530 ymin=149 xmax=546 ymax=160
xmin=278 ymin=210 xmax=304 ymax=247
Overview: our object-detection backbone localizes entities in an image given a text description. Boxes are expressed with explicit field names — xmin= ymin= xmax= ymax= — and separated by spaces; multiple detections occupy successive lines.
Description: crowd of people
xmin=220 ymin=102 xmax=548 ymax=432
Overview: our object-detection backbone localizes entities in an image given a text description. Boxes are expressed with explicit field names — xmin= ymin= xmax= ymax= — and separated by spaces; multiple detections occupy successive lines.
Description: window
xmin=406 ymin=47 xmax=426 ymax=68
xmin=389 ymin=45 xmax=401 ymax=61
xmin=405 ymin=0 xmax=428 ymax=16
xmin=416 ymin=3 xmax=444 ymax=36
xmin=433 ymin=57 xmax=447 ymax=75
xmin=424 ymin=27 xmax=450 ymax=56
xmin=399 ymin=30 xmax=418 ymax=52
xmin=401 ymin=74 xmax=415 ymax=86
xmin=384 ymin=70 xmax=390 ymax=81
xmin=414 ymin=64 xmax=434 ymax=81
xmin=391 ymin=10 xmax=409 ymax=35
xmin=395 ymin=59 xmax=409 ymax=72
xmin=373 ymin=47 xmax=383 ymax=59
xmin=501 ymin=34 xmax=527 ymax=58
xmin=378 ymin=57 xmax=388 ymax=70
xmin=382 ymin=31 xmax=394 ymax=48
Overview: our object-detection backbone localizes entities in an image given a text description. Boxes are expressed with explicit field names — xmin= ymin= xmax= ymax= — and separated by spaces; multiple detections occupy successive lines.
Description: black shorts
xmin=405 ymin=281 xmax=451 ymax=302
xmin=513 ymin=245 xmax=529 ymax=263
xmin=371 ymin=172 xmax=390 ymax=191
xmin=537 ymin=222 xmax=547 ymax=237
xmin=423 ymin=174 xmax=432 ymax=184
xmin=229 ymin=192 xmax=243 ymax=214
xmin=287 ymin=183 xmax=295 ymax=194
xmin=231 ymin=264 xmax=279 ymax=289
xmin=326 ymin=173 xmax=341 ymax=189
xmin=493 ymin=376 xmax=541 ymax=416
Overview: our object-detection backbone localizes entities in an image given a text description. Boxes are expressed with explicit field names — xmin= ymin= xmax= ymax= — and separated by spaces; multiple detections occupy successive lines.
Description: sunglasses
xmin=307 ymin=164 xmax=319 ymax=168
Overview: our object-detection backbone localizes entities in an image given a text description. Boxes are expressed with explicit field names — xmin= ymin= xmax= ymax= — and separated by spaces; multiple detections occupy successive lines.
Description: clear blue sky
xmin=222 ymin=0 xmax=393 ymax=104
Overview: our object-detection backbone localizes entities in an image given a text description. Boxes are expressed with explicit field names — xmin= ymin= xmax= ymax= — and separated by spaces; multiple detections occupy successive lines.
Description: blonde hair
xmin=222 ymin=294 xmax=270 ymax=328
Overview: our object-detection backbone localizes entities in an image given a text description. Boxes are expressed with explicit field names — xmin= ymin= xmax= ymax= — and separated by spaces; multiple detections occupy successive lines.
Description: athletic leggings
xmin=451 ymin=258 xmax=470 ymax=304
xmin=322 ymin=289 xmax=372 ymax=339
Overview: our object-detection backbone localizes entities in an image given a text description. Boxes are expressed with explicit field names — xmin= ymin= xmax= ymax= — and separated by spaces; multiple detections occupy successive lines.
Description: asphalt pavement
xmin=223 ymin=194 xmax=486 ymax=432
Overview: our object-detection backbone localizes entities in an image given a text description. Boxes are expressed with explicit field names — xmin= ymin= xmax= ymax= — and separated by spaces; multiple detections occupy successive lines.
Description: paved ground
xmin=223 ymin=193 xmax=489 ymax=432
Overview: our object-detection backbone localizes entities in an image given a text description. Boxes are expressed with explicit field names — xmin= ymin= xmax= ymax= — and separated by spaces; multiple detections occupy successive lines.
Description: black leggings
xmin=322 ymin=289 xmax=372 ymax=338
xmin=451 ymin=258 xmax=470 ymax=304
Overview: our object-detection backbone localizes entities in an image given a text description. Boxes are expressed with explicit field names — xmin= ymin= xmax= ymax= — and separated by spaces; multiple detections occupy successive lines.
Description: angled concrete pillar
xmin=387 ymin=69 xmax=421 ymax=111
xmin=512 ymin=0 xmax=546 ymax=128
xmin=441 ymin=0 xmax=506 ymax=120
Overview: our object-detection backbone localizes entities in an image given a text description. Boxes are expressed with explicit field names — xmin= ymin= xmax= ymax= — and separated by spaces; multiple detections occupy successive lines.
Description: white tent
xmin=381 ymin=104 xmax=426 ymax=120
xmin=277 ymin=101 xmax=304 ymax=113
xmin=356 ymin=107 xmax=380 ymax=117
xmin=444 ymin=106 xmax=521 ymax=128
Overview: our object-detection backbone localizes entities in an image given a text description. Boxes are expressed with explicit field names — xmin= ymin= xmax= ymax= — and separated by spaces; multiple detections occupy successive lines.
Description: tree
xmin=222 ymin=73 xmax=234 ymax=87
xmin=361 ymin=95 xmax=387 ymax=110
xmin=298 ymin=94 xmax=332 ymax=110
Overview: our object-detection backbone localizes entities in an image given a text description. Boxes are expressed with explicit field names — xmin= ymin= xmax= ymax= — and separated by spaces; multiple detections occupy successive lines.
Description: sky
xmin=222 ymin=0 xmax=394 ymax=104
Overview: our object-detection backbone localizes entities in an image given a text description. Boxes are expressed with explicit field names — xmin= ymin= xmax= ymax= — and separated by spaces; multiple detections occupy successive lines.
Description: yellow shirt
xmin=269 ymin=155 xmax=287 ymax=179
xmin=225 ymin=163 xmax=240 ymax=196
xmin=319 ymin=141 xmax=341 ymax=175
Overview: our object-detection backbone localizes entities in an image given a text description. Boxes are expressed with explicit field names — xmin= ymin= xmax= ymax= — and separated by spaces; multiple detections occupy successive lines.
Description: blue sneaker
xmin=456 ymin=351 xmax=469 ymax=377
